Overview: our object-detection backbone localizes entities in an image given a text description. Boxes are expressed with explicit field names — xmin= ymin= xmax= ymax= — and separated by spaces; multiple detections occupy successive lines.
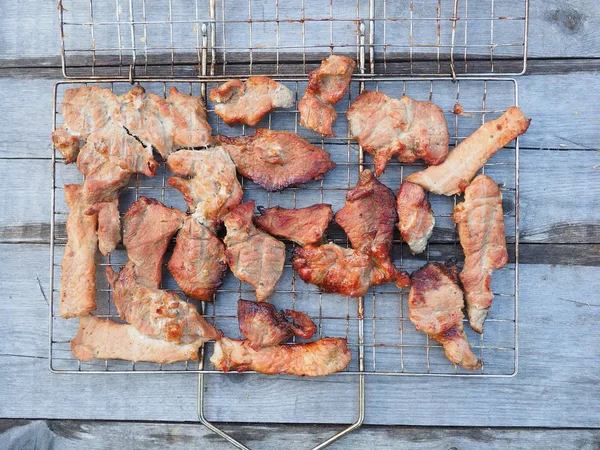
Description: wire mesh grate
xmin=50 ymin=77 xmax=518 ymax=376
xmin=57 ymin=0 xmax=528 ymax=78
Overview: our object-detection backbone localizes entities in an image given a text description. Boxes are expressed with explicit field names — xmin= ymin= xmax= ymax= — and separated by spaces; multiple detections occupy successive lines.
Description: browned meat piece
xmin=224 ymin=201 xmax=286 ymax=301
xmin=292 ymin=243 xmax=410 ymax=298
xmin=210 ymin=336 xmax=351 ymax=376
xmin=298 ymin=92 xmax=337 ymax=137
xmin=409 ymin=262 xmax=481 ymax=370
xmin=299 ymin=55 xmax=356 ymax=136
xmin=397 ymin=181 xmax=435 ymax=255
xmin=209 ymin=77 xmax=293 ymax=126
xmin=86 ymin=199 xmax=121 ymax=255
xmin=53 ymin=86 xmax=212 ymax=202
xmin=167 ymin=216 xmax=228 ymax=302
xmin=76 ymin=123 xmax=159 ymax=204
xmin=238 ymin=299 xmax=316 ymax=349
xmin=453 ymin=174 xmax=508 ymax=333
xmin=107 ymin=262 xmax=220 ymax=344
xmin=120 ymin=86 xmax=213 ymax=159
xmin=60 ymin=184 xmax=98 ymax=318
xmin=167 ymin=147 xmax=243 ymax=232
xmin=52 ymin=86 xmax=120 ymax=163
xmin=166 ymin=86 xmax=214 ymax=149
xmin=406 ymin=107 xmax=531 ymax=195
xmin=307 ymin=55 xmax=356 ymax=104
xmin=254 ymin=204 xmax=333 ymax=246
xmin=347 ymin=91 xmax=450 ymax=176
xmin=335 ymin=169 xmax=408 ymax=288
xmin=71 ymin=315 xmax=200 ymax=363
xmin=221 ymin=129 xmax=336 ymax=191
xmin=122 ymin=197 xmax=185 ymax=288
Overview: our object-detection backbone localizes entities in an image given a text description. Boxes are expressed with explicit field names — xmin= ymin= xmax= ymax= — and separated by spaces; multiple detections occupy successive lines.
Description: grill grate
xmin=50 ymin=77 xmax=518 ymax=376
xmin=58 ymin=0 xmax=528 ymax=78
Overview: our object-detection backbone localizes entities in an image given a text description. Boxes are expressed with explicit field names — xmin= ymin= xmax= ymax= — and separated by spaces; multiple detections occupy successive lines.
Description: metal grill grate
xmin=58 ymin=0 xmax=528 ymax=78
xmin=50 ymin=77 xmax=518 ymax=376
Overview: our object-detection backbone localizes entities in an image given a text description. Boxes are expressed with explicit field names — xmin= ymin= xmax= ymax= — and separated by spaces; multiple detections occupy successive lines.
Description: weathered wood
xmin=2 ymin=420 xmax=600 ymax=450
xmin=1 ymin=243 xmax=600 ymax=426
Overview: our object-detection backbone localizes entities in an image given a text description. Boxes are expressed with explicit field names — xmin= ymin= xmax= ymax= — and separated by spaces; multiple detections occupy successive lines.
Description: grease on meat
xmin=221 ymin=129 xmax=336 ymax=191
xmin=409 ymin=262 xmax=481 ymax=370
xmin=224 ymin=201 xmax=286 ymax=302
xmin=406 ymin=106 xmax=531 ymax=195
xmin=210 ymin=77 xmax=293 ymax=126
xmin=168 ymin=216 xmax=228 ymax=302
xmin=254 ymin=204 xmax=333 ymax=246
xmin=347 ymin=91 xmax=449 ymax=176
xmin=122 ymin=197 xmax=185 ymax=288
xmin=397 ymin=181 xmax=434 ymax=255
xmin=453 ymin=174 xmax=508 ymax=333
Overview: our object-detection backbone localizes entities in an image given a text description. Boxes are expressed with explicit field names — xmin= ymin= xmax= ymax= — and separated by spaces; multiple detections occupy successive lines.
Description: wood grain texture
xmin=1 ymin=244 xmax=600 ymax=426
xmin=2 ymin=420 xmax=600 ymax=450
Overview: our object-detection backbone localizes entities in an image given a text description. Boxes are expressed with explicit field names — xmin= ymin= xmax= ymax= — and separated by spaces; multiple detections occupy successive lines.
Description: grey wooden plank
xmin=1 ymin=243 xmax=600 ymax=426
xmin=2 ymin=145 xmax=599 ymax=246
xmin=2 ymin=420 xmax=600 ymax=450
xmin=3 ymin=0 xmax=600 ymax=72
xmin=2 ymin=71 xmax=600 ymax=162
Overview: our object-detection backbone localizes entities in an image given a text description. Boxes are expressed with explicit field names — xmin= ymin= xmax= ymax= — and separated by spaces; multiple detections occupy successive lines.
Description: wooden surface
xmin=1 ymin=0 xmax=600 ymax=448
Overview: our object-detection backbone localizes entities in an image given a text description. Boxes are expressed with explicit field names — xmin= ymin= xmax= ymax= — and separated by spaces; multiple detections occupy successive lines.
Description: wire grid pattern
xmin=50 ymin=77 xmax=518 ymax=376
xmin=58 ymin=0 xmax=528 ymax=78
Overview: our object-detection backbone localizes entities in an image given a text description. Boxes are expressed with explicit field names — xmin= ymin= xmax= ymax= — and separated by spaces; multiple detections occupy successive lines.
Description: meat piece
xmin=409 ymin=262 xmax=481 ymax=370
xmin=210 ymin=77 xmax=293 ymax=126
xmin=167 ymin=147 xmax=243 ymax=232
xmin=210 ymin=336 xmax=351 ymax=376
xmin=335 ymin=169 xmax=408 ymax=288
xmin=298 ymin=92 xmax=337 ymax=137
xmin=453 ymin=174 xmax=508 ymax=333
xmin=221 ymin=129 xmax=336 ymax=191
xmin=292 ymin=243 xmax=410 ymax=298
xmin=347 ymin=91 xmax=450 ymax=176
xmin=52 ymin=86 xmax=120 ymax=163
xmin=53 ymin=85 xmax=212 ymax=202
xmin=397 ymin=181 xmax=435 ymax=255
xmin=254 ymin=204 xmax=333 ymax=246
xmin=306 ymin=55 xmax=356 ymax=104
xmin=238 ymin=299 xmax=317 ymax=349
xmin=167 ymin=216 xmax=228 ymax=302
xmin=122 ymin=197 xmax=185 ymax=288
xmin=166 ymin=86 xmax=213 ymax=149
xmin=76 ymin=123 xmax=159 ymax=204
xmin=85 ymin=199 xmax=121 ymax=255
xmin=405 ymin=106 xmax=531 ymax=195
xmin=299 ymin=55 xmax=356 ymax=136
xmin=71 ymin=315 xmax=200 ymax=363
xmin=120 ymin=86 xmax=213 ymax=159
xmin=59 ymin=184 xmax=98 ymax=318
xmin=224 ymin=201 xmax=286 ymax=301
xmin=107 ymin=262 xmax=220 ymax=344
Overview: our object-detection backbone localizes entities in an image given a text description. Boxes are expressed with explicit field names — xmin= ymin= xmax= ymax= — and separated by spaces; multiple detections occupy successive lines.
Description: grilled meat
xmin=221 ymin=129 xmax=336 ymax=191
xmin=406 ymin=106 xmax=531 ymax=195
xmin=86 ymin=199 xmax=120 ymax=256
xmin=397 ymin=181 xmax=434 ymax=255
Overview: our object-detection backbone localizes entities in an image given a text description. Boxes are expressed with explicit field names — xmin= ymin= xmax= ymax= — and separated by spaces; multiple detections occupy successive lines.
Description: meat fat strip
xmin=210 ymin=336 xmax=351 ymax=376
xmin=60 ymin=184 xmax=98 ymax=319
xmin=406 ymin=106 xmax=530 ymax=195
xmin=453 ymin=174 xmax=508 ymax=333
xmin=71 ymin=315 xmax=199 ymax=363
